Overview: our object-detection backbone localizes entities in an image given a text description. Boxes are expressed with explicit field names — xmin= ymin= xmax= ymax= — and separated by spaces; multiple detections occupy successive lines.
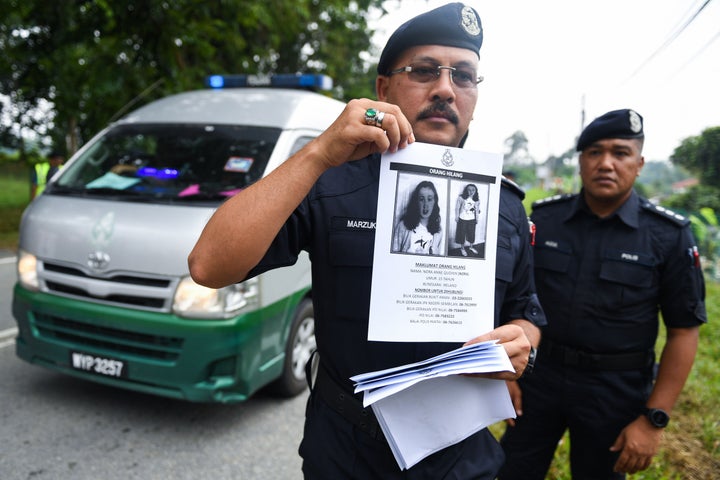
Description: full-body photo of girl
xmin=455 ymin=183 xmax=480 ymax=256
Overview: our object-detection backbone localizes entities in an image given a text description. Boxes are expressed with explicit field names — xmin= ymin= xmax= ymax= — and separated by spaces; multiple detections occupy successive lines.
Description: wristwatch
xmin=643 ymin=407 xmax=670 ymax=428
xmin=523 ymin=346 xmax=537 ymax=376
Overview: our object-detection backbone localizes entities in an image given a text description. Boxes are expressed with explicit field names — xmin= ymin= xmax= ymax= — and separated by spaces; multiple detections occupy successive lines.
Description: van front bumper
xmin=12 ymin=284 xmax=293 ymax=403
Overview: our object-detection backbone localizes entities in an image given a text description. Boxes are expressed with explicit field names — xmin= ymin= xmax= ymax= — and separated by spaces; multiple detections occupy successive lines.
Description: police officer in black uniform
xmin=189 ymin=3 xmax=545 ymax=478
xmin=499 ymin=109 xmax=707 ymax=479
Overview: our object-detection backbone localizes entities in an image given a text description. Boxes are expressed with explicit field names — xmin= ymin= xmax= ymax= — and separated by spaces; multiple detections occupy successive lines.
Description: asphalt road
xmin=0 ymin=251 xmax=308 ymax=480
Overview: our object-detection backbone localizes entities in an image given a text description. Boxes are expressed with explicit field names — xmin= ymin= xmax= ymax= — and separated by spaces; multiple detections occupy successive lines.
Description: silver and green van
xmin=12 ymin=74 xmax=345 ymax=402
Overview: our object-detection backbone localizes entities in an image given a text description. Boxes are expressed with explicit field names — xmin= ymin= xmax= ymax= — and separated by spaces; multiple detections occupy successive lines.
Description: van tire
xmin=270 ymin=298 xmax=315 ymax=397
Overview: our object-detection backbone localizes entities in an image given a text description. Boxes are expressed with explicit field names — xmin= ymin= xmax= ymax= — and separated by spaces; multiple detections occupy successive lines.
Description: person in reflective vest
xmin=30 ymin=151 xmax=64 ymax=199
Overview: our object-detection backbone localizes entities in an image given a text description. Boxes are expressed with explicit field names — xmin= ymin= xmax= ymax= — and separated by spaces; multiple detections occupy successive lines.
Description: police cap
xmin=377 ymin=3 xmax=483 ymax=75
xmin=577 ymin=109 xmax=644 ymax=152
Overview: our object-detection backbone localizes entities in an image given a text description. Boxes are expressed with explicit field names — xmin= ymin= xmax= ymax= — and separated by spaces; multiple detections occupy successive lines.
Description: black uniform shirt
xmin=248 ymin=154 xmax=546 ymax=390
xmin=531 ymin=190 xmax=706 ymax=354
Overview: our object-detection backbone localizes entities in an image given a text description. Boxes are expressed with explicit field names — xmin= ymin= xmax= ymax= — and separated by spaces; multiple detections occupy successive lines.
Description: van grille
xmin=34 ymin=314 xmax=183 ymax=361
xmin=41 ymin=261 xmax=175 ymax=312
xmin=44 ymin=263 xmax=170 ymax=287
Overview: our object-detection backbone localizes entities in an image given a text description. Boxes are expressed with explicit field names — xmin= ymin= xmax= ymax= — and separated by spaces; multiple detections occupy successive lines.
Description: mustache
xmin=417 ymin=102 xmax=459 ymax=125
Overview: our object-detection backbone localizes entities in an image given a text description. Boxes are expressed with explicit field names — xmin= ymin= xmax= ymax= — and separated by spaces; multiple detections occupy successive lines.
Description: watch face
xmin=648 ymin=408 xmax=670 ymax=428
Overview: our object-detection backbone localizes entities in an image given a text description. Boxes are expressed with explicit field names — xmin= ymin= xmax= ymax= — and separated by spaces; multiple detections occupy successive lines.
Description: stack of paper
xmin=350 ymin=341 xmax=516 ymax=470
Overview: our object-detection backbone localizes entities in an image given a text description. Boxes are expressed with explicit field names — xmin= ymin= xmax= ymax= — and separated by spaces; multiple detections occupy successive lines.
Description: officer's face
xmin=376 ymin=45 xmax=479 ymax=148
xmin=579 ymin=138 xmax=644 ymax=212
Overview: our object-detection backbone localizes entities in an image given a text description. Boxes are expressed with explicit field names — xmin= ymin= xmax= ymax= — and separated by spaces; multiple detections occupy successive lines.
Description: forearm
xmin=646 ymin=326 xmax=699 ymax=412
xmin=188 ymin=141 xmax=327 ymax=288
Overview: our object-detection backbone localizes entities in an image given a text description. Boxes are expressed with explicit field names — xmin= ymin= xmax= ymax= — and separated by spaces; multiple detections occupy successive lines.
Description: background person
xmin=392 ymin=179 xmax=443 ymax=255
xmin=189 ymin=3 xmax=545 ymax=478
xmin=30 ymin=151 xmax=65 ymax=199
xmin=499 ymin=109 xmax=707 ymax=479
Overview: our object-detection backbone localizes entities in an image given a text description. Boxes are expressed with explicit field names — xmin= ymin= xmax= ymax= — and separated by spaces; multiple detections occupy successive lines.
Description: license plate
xmin=69 ymin=351 xmax=127 ymax=378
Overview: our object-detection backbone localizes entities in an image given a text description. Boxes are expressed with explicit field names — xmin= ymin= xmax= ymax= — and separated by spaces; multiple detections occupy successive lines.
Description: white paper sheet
xmin=368 ymin=142 xmax=504 ymax=342
xmin=350 ymin=342 xmax=516 ymax=469
xmin=352 ymin=340 xmax=513 ymax=406
xmin=357 ymin=143 xmax=512 ymax=470
xmin=371 ymin=375 xmax=515 ymax=470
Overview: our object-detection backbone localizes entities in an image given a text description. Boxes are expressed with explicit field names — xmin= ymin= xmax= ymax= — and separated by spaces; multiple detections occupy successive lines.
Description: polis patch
xmin=604 ymin=249 xmax=654 ymax=267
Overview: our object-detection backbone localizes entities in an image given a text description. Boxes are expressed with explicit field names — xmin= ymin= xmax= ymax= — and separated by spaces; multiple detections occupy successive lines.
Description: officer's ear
xmin=376 ymin=75 xmax=390 ymax=102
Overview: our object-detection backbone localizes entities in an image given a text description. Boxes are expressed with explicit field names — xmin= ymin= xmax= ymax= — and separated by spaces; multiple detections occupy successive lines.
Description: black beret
xmin=576 ymin=109 xmax=644 ymax=152
xmin=377 ymin=3 xmax=483 ymax=75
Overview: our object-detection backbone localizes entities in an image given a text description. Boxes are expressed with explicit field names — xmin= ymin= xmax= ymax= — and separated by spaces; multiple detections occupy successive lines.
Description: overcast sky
xmin=370 ymin=0 xmax=720 ymax=162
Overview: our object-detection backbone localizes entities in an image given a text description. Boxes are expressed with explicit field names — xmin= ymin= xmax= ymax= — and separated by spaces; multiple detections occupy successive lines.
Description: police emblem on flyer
xmin=441 ymin=148 xmax=454 ymax=167
xmin=368 ymin=142 xmax=503 ymax=343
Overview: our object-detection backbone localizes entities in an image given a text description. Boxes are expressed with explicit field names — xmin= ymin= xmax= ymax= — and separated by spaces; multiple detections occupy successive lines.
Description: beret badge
xmin=461 ymin=5 xmax=482 ymax=36
xmin=628 ymin=110 xmax=642 ymax=133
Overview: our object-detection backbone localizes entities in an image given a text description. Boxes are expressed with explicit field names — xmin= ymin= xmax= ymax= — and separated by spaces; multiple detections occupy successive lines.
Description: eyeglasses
xmin=387 ymin=63 xmax=484 ymax=89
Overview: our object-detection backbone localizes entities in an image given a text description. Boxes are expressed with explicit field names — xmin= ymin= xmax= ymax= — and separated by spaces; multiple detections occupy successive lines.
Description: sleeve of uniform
xmin=659 ymin=223 xmax=707 ymax=327
xmin=243 ymin=193 xmax=313 ymax=280
xmin=497 ymin=184 xmax=546 ymax=328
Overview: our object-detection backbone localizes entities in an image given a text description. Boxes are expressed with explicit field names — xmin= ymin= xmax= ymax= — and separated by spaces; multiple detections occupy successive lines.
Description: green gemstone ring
xmin=364 ymin=108 xmax=385 ymax=128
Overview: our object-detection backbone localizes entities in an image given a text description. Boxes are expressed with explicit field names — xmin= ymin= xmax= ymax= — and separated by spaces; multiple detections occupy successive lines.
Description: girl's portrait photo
xmin=391 ymin=178 xmax=444 ymax=256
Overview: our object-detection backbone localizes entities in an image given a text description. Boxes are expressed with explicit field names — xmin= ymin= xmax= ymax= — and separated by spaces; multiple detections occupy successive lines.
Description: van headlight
xmin=173 ymin=276 xmax=259 ymax=319
xmin=17 ymin=250 xmax=39 ymax=291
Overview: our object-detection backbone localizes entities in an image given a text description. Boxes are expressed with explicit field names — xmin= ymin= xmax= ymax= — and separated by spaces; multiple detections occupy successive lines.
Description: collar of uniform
xmin=567 ymin=189 xmax=640 ymax=228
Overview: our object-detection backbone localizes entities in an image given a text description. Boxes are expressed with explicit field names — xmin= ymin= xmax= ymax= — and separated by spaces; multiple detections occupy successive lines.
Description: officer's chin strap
xmin=305 ymin=349 xmax=319 ymax=391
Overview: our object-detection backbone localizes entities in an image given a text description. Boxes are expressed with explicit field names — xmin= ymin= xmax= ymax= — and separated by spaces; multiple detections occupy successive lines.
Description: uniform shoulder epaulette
xmin=501 ymin=176 xmax=525 ymax=200
xmin=532 ymin=193 xmax=575 ymax=209
xmin=641 ymin=201 xmax=690 ymax=227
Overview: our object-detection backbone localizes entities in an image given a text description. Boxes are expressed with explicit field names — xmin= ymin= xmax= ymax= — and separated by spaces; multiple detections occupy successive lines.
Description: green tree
xmin=503 ymin=130 xmax=534 ymax=166
xmin=0 ymin=0 xmax=383 ymax=157
xmin=670 ymin=126 xmax=720 ymax=187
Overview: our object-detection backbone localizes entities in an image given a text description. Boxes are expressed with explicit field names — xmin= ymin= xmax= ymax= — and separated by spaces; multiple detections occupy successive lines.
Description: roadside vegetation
xmin=0 ymin=161 xmax=27 ymax=250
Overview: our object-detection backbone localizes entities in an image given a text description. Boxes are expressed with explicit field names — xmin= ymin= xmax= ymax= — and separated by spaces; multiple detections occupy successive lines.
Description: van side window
xmin=289 ymin=136 xmax=316 ymax=156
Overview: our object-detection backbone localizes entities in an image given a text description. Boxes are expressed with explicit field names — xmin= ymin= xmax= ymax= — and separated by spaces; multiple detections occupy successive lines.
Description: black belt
xmin=541 ymin=339 xmax=654 ymax=371
xmin=313 ymin=362 xmax=383 ymax=440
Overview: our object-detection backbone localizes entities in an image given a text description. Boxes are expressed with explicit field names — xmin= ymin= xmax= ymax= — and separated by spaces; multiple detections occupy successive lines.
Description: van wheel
xmin=270 ymin=298 xmax=315 ymax=397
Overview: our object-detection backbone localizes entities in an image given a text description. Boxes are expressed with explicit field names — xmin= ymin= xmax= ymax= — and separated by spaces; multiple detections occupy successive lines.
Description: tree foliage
xmin=503 ymin=130 xmax=534 ymax=166
xmin=0 ymin=0 xmax=384 ymax=158
xmin=670 ymin=126 xmax=720 ymax=187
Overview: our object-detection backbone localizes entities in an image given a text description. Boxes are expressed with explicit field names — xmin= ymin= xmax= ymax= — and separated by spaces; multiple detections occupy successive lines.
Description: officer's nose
xmin=429 ymin=69 xmax=456 ymax=103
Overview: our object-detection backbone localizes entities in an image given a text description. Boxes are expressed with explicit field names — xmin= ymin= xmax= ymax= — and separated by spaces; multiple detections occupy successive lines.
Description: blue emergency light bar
xmin=206 ymin=73 xmax=333 ymax=91
xmin=137 ymin=167 xmax=179 ymax=180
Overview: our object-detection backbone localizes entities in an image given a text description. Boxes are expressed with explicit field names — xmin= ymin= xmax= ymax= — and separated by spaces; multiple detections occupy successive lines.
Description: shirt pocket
xmin=533 ymin=243 xmax=572 ymax=304
xmin=534 ymin=244 xmax=572 ymax=273
xmin=329 ymin=231 xmax=375 ymax=318
xmin=598 ymin=251 xmax=656 ymax=313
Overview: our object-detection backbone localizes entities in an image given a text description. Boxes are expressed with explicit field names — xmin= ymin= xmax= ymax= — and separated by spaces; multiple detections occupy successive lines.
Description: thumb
xmin=609 ymin=434 xmax=624 ymax=452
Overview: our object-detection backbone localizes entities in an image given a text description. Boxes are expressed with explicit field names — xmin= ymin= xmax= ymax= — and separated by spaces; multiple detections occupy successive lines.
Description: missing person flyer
xmin=368 ymin=142 xmax=503 ymax=343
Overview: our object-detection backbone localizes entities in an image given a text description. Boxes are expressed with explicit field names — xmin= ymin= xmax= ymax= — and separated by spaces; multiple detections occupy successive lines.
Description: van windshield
xmin=52 ymin=123 xmax=281 ymax=202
